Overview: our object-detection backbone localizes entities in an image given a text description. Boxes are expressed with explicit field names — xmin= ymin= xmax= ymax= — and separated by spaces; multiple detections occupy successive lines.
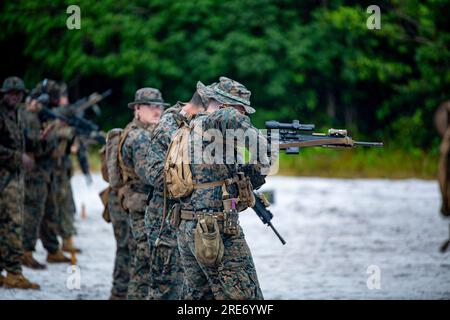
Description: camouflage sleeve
xmin=206 ymin=108 xmax=272 ymax=168
xmin=124 ymin=129 xmax=153 ymax=185
xmin=23 ymin=112 xmax=40 ymax=154
xmin=145 ymin=112 xmax=179 ymax=191
xmin=0 ymin=119 xmax=22 ymax=170
xmin=0 ymin=146 xmax=22 ymax=169
xmin=40 ymin=127 xmax=60 ymax=157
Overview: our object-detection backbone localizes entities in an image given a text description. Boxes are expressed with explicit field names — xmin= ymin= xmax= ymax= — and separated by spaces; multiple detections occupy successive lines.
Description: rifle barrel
xmin=354 ymin=141 xmax=384 ymax=147
xmin=268 ymin=222 xmax=286 ymax=245
xmin=101 ymin=89 xmax=112 ymax=98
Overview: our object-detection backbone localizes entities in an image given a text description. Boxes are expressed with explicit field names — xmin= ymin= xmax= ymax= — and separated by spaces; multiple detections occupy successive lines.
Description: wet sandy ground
xmin=1 ymin=174 xmax=449 ymax=299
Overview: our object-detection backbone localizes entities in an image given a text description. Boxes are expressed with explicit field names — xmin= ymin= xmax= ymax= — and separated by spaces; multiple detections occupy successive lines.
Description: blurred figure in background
xmin=22 ymin=86 xmax=64 ymax=269
xmin=56 ymin=82 xmax=81 ymax=254
xmin=31 ymin=79 xmax=72 ymax=263
xmin=0 ymin=76 xmax=39 ymax=289
xmin=435 ymin=101 xmax=450 ymax=252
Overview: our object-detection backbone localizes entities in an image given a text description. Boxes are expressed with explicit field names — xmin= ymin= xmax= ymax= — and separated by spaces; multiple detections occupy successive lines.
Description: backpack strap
xmin=117 ymin=124 xmax=137 ymax=184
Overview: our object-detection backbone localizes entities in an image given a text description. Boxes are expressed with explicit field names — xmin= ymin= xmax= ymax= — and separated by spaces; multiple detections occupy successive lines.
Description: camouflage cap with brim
xmin=128 ymin=87 xmax=170 ymax=109
xmin=1 ymin=76 xmax=28 ymax=93
xmin=209 ymin=76 xmax=255 ymax=114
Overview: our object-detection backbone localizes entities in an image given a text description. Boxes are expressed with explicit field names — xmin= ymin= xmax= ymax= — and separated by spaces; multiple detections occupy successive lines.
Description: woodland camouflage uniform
xmin=145 ymin=102 xmax=191 ymax=299
xmin=176 ymin=77 xmax=267 ymax=300
xmin=0 ymin=76 xmax=39 ymax=289
xmin=119 ymin=88 xmax=165 ymax=300
xmin=22 ymin=103 xmax=61 ymax=262
xmin=99 ymin=143 xmax=133 ymax=300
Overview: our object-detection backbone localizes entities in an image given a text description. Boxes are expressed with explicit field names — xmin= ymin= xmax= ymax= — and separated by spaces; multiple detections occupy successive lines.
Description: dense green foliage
xmin=1 ymin=0 xmax=449 ymax=157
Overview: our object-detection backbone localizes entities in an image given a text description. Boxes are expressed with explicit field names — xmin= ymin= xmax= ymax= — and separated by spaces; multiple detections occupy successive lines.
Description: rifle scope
xmin=265 ymin=120 xmax=315 ymax=131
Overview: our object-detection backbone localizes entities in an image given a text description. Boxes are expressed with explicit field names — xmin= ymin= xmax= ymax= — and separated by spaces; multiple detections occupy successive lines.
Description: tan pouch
xmin=223 ymin=198 xmax=240 ymax=236
xmin=169 ymin=204 xmax=181 ymax=229
xmin=194 ymin=214 xmax=224 ymax=266
xmin=235 ymin=172 xmax=256 ymax=211
xmin=118 ymin=186 xmax=148 ymax=213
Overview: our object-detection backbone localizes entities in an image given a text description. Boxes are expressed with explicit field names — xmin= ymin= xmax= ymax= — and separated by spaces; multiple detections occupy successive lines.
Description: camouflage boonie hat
xmin=209 ymin=76 xmax=254 ymax=114
xmin=128 ymin=87 xmax=169 ymax=109
xmin=196 ymin=81 xmax=214 ymax=107
xmin=1 ymin=76 xmax=28 ymax=93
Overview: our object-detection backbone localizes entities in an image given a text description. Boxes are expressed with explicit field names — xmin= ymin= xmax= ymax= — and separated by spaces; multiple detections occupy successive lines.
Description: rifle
xmin=39 ymin=107 xmax=106 ymax=145
xmin=59 ymin=89 xmax=112 ymax=118
xmin=266 ymin=120 xmax=383 ymax=154
xmin=252 ymin=192 xmax=286 ymax=245
xmin=77 ymin=141 xmax=93 ymax=185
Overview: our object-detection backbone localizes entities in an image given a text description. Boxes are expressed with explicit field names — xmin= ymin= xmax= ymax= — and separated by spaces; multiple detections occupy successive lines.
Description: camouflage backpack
xmin=164 ymin=121 xmax=194 ymax=199
xmin=104 ymin=128 xmax=124 ymax=189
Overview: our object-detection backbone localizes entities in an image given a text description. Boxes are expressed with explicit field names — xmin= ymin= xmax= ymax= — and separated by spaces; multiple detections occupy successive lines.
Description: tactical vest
xmin=117 ymin=120 xmax=154 ymax=213
xmin=163 ymin=112 xmax=255 ymax=210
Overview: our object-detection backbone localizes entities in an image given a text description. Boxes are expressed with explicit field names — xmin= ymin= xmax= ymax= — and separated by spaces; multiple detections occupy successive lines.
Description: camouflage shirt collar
xmin=132 ymin=117 xmax=154 ymax=131
xmin=169 ymin=101 xmax=191 ymax=123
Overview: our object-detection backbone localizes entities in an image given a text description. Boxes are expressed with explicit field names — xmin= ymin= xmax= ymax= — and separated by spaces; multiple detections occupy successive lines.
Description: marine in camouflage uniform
xmin=119 ymin=88 xmax=164 ymax=300
xmin=109 ymin=190 xmax=133 ymax=299
xmin=29 ymin=79 xmax=72 ymax=263
xmin=176 ymin=77 xmax=268 ymax=300
xmin=56 ymin=89 xmax=81 ymax=253
xmin=21 ymin=94 xmax=62 ymax=269
xmin=56 ymin=153 xmax=78 ymax=245
xmin=435 ymin=101 xmax=450 ymax=252
xmin=99 ymin=143 xmax=133 ymax=300
xmin=0 ymin=76 xmax=39 ymax=289
xmin=144 ymin=83 xmax=210 ymax=299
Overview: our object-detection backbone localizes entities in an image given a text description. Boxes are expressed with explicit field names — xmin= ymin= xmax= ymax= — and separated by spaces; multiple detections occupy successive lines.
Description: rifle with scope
xmin=265 ymin=120 xmax=383 ymax=154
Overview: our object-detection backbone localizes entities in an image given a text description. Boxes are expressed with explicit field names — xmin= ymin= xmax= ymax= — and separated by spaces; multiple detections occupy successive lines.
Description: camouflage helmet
xmin=128 ymin=87 xmax=169 ymax=109
xmin=35 ymin=79 xmax=61 ymax=96
xmin=1 ymin=76 xmax=28 ymax=93
xmin=208 ymin=76 xmax=254 ymax=114
xmin=34 ymin=79 xmax=61 ymax=106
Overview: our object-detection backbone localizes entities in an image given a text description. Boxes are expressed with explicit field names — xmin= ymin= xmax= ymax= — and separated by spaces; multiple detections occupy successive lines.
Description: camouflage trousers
xmin=54 ymin=169 xmax=76 ymax=239
xmin=109 ymin=191 xmax=132 ymax=299
xmin=145 ymin=193 xmax=184 ymax=300
xmin=127 ymin=210 xmax=150 ymax=300
xmin=0 ymin=174 xmax=24 ymax=274
xmin=177 ymin=220 xmax=264 ymax=300
xmin=23 ymin=171 xmax=60 ymax=253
